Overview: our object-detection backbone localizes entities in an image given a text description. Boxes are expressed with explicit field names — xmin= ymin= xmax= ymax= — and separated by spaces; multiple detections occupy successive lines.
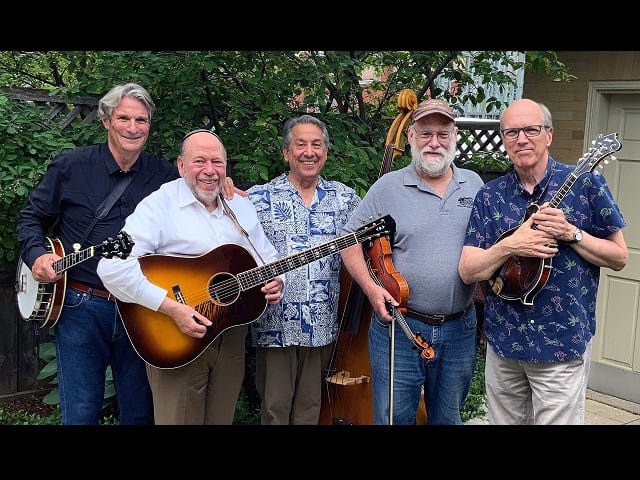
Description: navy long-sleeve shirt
xmin=17 ymin=143 xmax=179 ymax=289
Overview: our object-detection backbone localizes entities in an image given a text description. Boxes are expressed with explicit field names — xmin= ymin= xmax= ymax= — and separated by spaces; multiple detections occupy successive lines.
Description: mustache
xmin=419 ymin=145 xmax=448 ymax=156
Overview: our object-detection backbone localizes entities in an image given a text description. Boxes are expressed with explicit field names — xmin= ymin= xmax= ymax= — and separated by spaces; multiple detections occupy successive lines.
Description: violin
xmin=367 ymin=236 xmax=435 ymax=360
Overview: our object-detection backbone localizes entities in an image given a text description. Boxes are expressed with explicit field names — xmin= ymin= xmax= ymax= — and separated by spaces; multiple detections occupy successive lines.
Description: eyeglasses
xmin=501 ymin=125 xmax=550 ymax=141
xmin=413 ymin=129 xmax=454 ymax=142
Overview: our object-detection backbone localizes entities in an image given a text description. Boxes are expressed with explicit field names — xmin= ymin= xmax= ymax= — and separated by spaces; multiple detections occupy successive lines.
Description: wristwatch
xmin=566 ymin=227 xmax=583 ymax=245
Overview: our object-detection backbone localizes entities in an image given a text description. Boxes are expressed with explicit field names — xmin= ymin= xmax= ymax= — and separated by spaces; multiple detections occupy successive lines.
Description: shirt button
xmin=530 ymin=320 xmax=535 ymax=324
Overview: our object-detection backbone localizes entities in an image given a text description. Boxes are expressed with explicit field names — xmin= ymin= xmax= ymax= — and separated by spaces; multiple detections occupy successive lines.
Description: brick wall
xmin=522 ymin=51 xmax=640 ymax=164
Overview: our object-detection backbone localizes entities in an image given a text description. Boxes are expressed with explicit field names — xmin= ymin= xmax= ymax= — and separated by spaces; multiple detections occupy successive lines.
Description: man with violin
xmin=459 ymin=99 xmax=628 ymax=424
xmin=340 ymin=99 xmax=484 ymax=425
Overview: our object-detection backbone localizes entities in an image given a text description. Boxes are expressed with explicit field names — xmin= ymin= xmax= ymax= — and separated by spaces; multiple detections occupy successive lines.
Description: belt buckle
xmin=429 ymin=314 xmax=445 ymax=324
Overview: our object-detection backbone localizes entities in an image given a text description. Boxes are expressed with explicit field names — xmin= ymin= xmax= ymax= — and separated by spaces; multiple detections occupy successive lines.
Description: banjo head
xmin=16 ymin=259 xmax=43 ymax=321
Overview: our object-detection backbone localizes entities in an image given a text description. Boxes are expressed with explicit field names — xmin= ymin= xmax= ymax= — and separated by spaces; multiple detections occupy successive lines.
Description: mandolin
xmin=488 ymin=132 xmax=621 ymax=306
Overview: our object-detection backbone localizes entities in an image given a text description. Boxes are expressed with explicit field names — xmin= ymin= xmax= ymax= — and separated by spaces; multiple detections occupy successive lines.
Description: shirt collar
xmin=176 ymin=178 xmax=224 ymax=216
xmin=404 ymin=163 xmax=462 ymax=186
xmin=103 ymin=143 xmax=143 ymax=176
xmin=510 ymin=156 xmax=556 ymax=198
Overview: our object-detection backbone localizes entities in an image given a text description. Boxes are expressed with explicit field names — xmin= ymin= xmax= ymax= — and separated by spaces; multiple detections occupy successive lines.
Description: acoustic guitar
xmin=117 ymin=215 xmax=395 ymax=369
xmin=488 ymin=132 xmax=621 ymax=306
xmin=16 ymin=231 xmax=134 ymax=327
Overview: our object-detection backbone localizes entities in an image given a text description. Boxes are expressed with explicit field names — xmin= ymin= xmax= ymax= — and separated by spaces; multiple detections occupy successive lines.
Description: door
xmin=590 ymin=94 xmax=640 ymax=403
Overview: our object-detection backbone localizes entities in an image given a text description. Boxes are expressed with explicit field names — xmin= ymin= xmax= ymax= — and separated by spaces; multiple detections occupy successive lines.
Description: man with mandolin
xmin=340 ymin=99 xmax=484 ymax=425
xmin=459 ymin=99 xmax=628 ymax=424
xmin=17 ymin=83 xmax=180 ymax=425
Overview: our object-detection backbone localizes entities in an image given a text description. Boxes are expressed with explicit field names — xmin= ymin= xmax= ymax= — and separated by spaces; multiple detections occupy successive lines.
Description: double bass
xmin=319 ymin=89 xmax=433 ymax=425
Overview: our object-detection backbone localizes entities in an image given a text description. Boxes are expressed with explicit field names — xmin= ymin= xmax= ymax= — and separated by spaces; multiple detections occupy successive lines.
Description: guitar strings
xmin=166 ymin=228 xmax=375 ymax=307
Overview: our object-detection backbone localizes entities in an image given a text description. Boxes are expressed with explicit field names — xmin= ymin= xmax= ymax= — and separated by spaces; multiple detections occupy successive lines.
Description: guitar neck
xmin=52 ymin=247 xmax=95 ymax=274
xmin=237 ymin=231 xmax=362 ymax=291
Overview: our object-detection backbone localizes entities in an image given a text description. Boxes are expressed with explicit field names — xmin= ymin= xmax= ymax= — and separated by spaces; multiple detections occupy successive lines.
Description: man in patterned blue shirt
xmin=247 ymin=115 xmax=361 ymax=425
xmin=459 ymin=99 xmax=628 ymax=424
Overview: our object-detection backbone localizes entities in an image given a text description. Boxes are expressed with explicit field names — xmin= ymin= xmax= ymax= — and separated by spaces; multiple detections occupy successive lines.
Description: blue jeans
xmin=55 ymin=288 xmax=154 ymax=425
xmin=369 ymin=306 xmax=477 ymax=425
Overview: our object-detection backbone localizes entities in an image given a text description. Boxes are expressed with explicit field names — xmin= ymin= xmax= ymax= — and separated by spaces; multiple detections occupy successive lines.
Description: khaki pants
xmin=485 ymin=341 xmax=591 ymax=425
xmin=146 ymin=325 xmax=247 ymax=425
xmin=256 ymin=343 xmax=333 ymax=425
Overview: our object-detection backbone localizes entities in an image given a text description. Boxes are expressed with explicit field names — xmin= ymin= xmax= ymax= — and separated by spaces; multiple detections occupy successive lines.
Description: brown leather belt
xmin=405 ymin=303 xmax=473 ymax=326
xmin=67 ymin=280 xmax=115 ymax=302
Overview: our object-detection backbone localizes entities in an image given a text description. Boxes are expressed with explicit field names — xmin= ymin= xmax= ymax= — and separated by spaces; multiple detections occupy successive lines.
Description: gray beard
xmin=411 ymin=146 xmax=455 ymax=178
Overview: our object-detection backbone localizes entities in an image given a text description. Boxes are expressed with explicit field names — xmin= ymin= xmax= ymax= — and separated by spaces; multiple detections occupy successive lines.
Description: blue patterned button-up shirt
xmin=464 ymin=157 xmax=626 ymax=362
xmin=247 ymin=173 xmax=361 ymax=348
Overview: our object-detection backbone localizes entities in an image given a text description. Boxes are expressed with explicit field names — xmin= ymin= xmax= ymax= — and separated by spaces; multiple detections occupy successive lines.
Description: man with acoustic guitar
xmin=459 ymin=99 xmax=628 ymax=424
xmin=97 ymin=129 xmax=284 ymax=425
xmin=17 ymin=83 xmax=180 ymax=425
xmin=340 ymin=99 xmax=484 ymax=425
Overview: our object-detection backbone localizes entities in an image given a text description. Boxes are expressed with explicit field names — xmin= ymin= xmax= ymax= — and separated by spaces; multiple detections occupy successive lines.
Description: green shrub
xmin=461 ymin=349 xmax=487 ymax=422
xmin=460 ymin=151 xmax=512 ymax=174
xmin=37 ymin=339 xmax=117 ymax=412
xmin=0 ymin=406 xmax=61 ymax=425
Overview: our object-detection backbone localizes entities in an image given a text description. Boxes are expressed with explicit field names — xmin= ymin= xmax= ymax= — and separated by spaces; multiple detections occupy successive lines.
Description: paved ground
xmin=465 ymin=388 xmax=640 ymax=425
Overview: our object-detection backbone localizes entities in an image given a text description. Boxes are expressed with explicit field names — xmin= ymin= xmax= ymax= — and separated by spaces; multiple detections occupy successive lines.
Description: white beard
xmin=411 ymin=142 xmax=456 ymax=178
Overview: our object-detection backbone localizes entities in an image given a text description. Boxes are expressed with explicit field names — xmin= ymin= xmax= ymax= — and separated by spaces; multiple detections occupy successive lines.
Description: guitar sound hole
xmin=208 ymin=273 xmax=240 ymax=306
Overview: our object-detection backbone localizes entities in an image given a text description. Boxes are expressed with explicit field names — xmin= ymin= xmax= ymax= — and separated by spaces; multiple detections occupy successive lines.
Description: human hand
xmin=160 ymin=298 xmax=211 ymax=338
xmin=221 ymin=177 xmax=248 ymax=199
xmin=262 ymin=277 xmax=284 ymax=304
xmin=531 ymin=204 xmax=575 ymax=243
xmin=366 ymin=284 xmax=399 ymax=322
xmin=31 ymin=252 xmax=62 ymax=283
xmin=511 ymin=215 xmax=558 ymax=258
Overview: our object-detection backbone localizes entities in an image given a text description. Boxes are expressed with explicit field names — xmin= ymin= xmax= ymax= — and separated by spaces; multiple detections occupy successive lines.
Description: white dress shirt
xmin=97 ymin=178 xmax=280 ymax=311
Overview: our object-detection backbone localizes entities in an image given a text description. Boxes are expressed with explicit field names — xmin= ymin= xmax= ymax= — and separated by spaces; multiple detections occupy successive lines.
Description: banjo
xmin=16 ymin=231 xmax=134 ymax=327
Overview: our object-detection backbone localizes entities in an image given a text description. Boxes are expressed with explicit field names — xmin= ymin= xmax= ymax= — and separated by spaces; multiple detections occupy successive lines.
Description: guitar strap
xmin=218 ymin=194 xmax=267 ymax=266
xmin=78 ymin=173 xmax=134 ymax=246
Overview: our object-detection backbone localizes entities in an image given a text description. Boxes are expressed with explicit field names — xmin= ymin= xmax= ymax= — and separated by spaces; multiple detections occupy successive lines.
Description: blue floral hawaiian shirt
xmin=464 ymin=157 xmax=626 ymax=362
xmin=247 ymin=173 xmax=361 ymax=347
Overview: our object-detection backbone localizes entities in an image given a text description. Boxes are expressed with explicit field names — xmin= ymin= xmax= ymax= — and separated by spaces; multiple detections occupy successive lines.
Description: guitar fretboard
xmin=237 ymin=230 xmax=366 ymax=291
xmin=52 ymin=247 xmax=95 ymax=274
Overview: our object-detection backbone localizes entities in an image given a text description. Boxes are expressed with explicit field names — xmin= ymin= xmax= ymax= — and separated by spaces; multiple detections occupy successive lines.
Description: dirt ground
xmin=0 ymin=390 xmax=57 ymax=416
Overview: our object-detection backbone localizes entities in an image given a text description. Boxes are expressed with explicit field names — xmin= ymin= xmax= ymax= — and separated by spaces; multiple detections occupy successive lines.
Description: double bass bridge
xmin=325 ymin=370 xmax=370 ymax=386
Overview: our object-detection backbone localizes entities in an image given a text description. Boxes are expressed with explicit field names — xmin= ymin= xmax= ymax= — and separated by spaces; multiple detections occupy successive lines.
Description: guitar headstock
xmin=96 ymin=231 xmax=135 ymax=259
xmin=576 ymin=132 xmax=622 ymax=176
xmin=356 ymin=214 xmax=396 ymax=242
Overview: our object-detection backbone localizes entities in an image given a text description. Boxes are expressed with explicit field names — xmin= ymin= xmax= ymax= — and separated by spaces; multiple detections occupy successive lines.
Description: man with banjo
xmin=16 ymin=83 xmax=180 ymax=425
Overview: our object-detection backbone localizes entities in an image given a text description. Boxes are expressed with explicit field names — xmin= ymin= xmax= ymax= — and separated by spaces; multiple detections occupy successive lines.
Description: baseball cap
xmin=412 ymin=99 xmax=455 ymax=123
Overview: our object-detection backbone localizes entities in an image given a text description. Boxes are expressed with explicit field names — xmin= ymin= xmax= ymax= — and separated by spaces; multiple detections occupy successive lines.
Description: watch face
xmin=575 ymin=228 xmax=583 ymax=241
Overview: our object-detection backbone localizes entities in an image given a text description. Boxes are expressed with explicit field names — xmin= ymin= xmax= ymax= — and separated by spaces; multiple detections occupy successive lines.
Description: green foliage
xmin=0 ymin=93 xmax=103 ymax=273
xmin=461 ymin=350 xmax=487 ymax=422
xmin=0 ymin=406 xmax=61 ymax=425
xmin=0 ymin=50 xmax=572 ymax=272
xmin=233 ymin=388 xmax=261 ymax=425
xmin=38 ymin=338 xmax=117 ymax=411
xmin=0 ymin=405 xmax=118 ymax=425
xmin=459 ymin=151 xmax=512 ymax=174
